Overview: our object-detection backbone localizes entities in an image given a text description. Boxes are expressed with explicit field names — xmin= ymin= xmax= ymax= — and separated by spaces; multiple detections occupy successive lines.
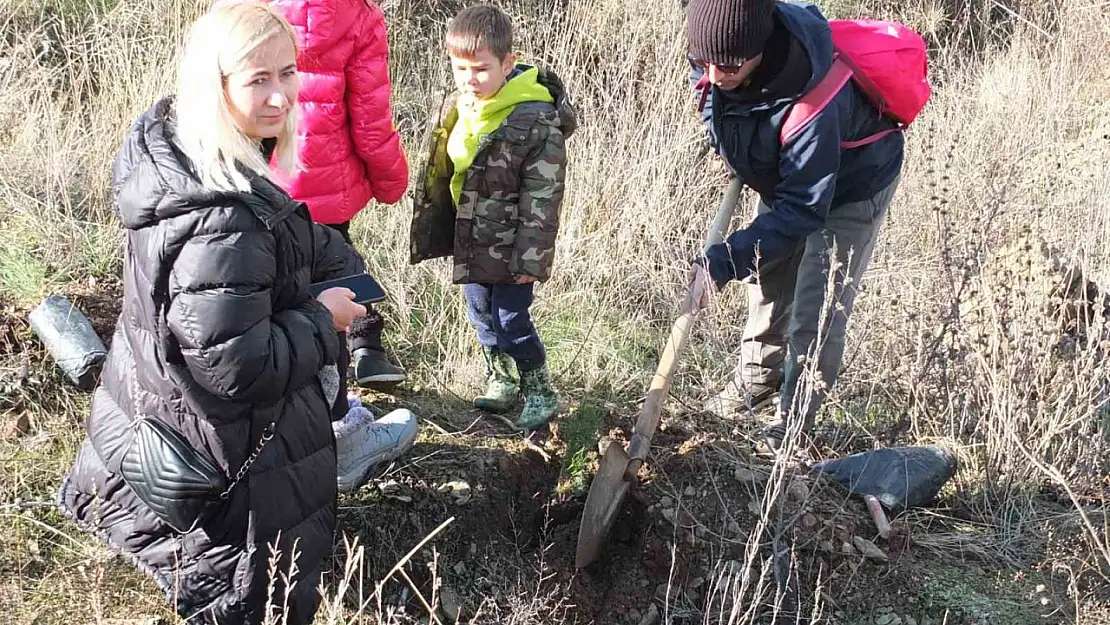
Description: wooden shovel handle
xmin=625 ymin=177 xmax=743 ymax=478
xmin=865 ymin=494 xmax=892 ymax=539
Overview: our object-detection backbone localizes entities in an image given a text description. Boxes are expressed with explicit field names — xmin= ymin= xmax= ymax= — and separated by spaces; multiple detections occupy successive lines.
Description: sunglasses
xmin=688 ymin=55 xmax=745 ymax=75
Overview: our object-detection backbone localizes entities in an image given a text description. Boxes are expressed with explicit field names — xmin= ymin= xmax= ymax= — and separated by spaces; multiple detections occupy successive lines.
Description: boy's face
xmin=449 ymin=47 xmax=516 ymax=100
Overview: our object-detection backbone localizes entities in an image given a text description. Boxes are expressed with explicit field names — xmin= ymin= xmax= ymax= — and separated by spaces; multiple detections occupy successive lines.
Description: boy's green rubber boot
xmin=515 ymin=364 xmax=559 ymax=430
xmin=474 ymin=346 xmax=519 ymax=413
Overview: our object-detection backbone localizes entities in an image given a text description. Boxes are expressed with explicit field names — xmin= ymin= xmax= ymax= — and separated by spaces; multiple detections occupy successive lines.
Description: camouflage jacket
xmin=410 ymin=66 xmax=578 ymax=284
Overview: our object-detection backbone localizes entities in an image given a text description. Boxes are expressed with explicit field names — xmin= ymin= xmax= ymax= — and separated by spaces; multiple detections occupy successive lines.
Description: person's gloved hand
xmin=687 ymin=257 xmax=716 ymax=311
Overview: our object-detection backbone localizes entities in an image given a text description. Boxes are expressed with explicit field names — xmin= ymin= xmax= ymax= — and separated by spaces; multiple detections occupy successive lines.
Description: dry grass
xmin=2 ymin=0 xmax=1110 ymax=622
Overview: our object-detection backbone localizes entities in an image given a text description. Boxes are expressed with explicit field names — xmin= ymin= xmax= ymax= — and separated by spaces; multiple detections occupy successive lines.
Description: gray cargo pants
xmin=737 ymin=177 xmax=900 ymax=431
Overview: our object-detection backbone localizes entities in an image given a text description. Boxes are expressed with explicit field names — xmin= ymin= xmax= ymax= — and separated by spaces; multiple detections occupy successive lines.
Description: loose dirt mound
xmin=335 ymin=397 xmax=1073 ymax=625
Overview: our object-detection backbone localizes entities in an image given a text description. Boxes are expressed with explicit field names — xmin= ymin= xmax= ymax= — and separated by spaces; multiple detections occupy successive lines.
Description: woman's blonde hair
xmin=174 ymin=0 xmax=298 ymax=193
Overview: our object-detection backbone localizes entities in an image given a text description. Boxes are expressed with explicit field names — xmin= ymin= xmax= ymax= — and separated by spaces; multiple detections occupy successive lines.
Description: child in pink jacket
xmin=269 ymin=0 xmax=410 ymax=393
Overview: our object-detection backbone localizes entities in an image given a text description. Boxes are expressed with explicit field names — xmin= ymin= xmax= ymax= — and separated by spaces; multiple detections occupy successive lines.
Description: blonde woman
xmin=58 ymin=2 xmax=414 ymax=622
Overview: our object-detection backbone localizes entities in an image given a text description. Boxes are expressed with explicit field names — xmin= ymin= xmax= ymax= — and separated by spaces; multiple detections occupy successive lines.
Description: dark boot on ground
xmin=353 ymin=347 xmax=406 ymax=388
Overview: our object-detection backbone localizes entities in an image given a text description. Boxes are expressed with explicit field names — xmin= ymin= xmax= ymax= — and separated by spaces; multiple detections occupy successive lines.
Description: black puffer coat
xmin=59 ymin=97 xmax=364 ymax=624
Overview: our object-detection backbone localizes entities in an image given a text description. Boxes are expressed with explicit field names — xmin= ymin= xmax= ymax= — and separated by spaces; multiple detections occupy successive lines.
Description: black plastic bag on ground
xmin=810 ymin=446 xmax=957 ymax=514
xmin=28 ymin=295 xmax=108 ymax=390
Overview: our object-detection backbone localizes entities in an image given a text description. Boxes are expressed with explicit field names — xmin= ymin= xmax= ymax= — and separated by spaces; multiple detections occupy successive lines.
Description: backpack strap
xmin=780 ymin=54 xmax=854 ymax=146
xmin=695 ymin=73 xmax=711 ymax=112
xmin=840 ymin=127 xmax=902 ymax=149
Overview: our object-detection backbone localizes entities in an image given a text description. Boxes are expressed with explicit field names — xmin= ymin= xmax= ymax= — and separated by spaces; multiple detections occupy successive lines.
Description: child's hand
xmin=317 ymin=287 xmax=367 ymax=332
xmin=512 ymin=275 xmax=538 ymax=284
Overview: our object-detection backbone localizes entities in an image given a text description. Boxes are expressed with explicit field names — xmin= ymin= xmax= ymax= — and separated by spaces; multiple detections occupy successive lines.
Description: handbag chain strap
xmin=131 ymin=362 xmax=276 ymax=500
xmin=219 ymin=421 xmax=275 ymax=499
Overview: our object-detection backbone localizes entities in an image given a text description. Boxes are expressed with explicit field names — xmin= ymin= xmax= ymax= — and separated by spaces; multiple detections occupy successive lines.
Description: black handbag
xmin=120 ymin=417 xmax=228 ymax=533
xmin=121 ymin=415 xmax=276 ymax=533
xmin=119 ymin=362 xmax=276 ymax=533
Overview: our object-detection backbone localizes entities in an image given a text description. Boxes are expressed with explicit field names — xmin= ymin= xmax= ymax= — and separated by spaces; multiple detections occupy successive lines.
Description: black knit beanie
xmin=687 ymin=0 xmax=776 ymax=66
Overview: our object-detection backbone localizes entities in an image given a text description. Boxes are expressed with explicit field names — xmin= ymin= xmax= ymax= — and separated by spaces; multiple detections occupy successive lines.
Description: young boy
xmin=410 ymin=3 xmax=578 ymax=430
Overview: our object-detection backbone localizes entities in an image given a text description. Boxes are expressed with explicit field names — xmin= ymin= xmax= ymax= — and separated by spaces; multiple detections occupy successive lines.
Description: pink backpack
xmin=781 ymin=19 xmax=931 ymax=148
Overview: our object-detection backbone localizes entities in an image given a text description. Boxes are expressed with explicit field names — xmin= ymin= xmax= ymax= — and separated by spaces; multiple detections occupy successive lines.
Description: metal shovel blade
xmin=575 ymin=443 xmax=632 ymax=568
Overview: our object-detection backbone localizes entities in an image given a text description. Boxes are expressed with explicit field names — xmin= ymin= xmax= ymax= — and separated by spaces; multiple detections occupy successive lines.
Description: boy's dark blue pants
xmin=462 ymin=283 xmax=546 ymax=371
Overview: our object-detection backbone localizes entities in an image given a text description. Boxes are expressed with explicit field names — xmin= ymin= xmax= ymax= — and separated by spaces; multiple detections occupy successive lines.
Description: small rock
xmin=1 ymin=411 xmax=31 ymax=441
xmin=733 ymin=466 xmax=766 ymax=484
xmin=747 ymin=500 xmax=762 ymax=516
xmin=786 ymin=480 xmax=810 ymax=502
xmin=627 ymin=609 xmax=642 ymax=623
xmin=661 ymin=508 xmax=677 ymax=524
xmin=819 ymin=540 xmax=835 ymax=553
xmin=840 ymin=541 xmax=856 ymax=556
xmin=689 ymin=576 xmax=705 ymax=590
xmin=683 ymin=485 xmax=697 ymax=497
xmin=659 ymin=496 xmax=674 ymax=508
xmin=639 ymin=603 xmax=661 ymax=625
xmin=802 ymin=513 xmax=818 ymax=529
xmin=904 ymin=617 xmax=918 ymax=625
xmin=453 ymin=561 xmax=467 ymax=576
xmin=437 ymin=480 xmax=472 ymax=505
xmin=853 ymin=536 xmax=888 ymax=562
xmin=728 ymin=520 xmax=742 ymax=534
xmin=875 ymin=614 xmax=899 ymax=625
xmin=638 ymin=578 xmax=651 ymax=588
xmin=438 ymin=584 xmax=465 ymax=622
xmin=695 ymin=525 xmax=708 ymax=538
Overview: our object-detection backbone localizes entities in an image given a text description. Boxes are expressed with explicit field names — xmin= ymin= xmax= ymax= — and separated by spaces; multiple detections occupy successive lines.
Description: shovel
xmin=575 ymin=177 xmax=744 ymax=568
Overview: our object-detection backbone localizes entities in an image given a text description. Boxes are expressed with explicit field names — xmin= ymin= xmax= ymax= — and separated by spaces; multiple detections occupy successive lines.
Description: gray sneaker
xmin=334 ymin=403 xmax=418 ymax=493
xmin=703 ymin=381 xmax=779 ymax=418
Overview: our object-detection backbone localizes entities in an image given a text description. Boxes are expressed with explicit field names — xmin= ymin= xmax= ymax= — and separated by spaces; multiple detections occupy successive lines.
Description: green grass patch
xmin=554 ymin=387 xmax=608 ymax=498
xmin=0 ymin=245 xmax=52 ymax=304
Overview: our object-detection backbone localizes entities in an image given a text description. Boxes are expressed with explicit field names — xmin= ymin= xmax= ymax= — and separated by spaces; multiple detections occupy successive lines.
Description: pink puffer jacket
xmin=269 ymin=0 xmax=408 ymax=224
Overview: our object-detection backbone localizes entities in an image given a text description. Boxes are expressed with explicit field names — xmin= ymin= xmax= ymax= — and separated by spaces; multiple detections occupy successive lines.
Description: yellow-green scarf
xmin=447 ymin=66 xmax=554 ymax=205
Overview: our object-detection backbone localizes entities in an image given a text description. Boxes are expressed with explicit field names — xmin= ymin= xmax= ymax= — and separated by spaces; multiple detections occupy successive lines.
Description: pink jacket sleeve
xmin=346 ymin=6 xmax=409 ymax=204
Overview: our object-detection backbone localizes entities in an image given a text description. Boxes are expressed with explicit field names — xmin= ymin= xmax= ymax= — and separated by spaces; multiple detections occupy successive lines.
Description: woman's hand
xmin=317 ymin=287 xmax=367 ymax=332
xmin=512 ymin=274 xmax=538 ymax=285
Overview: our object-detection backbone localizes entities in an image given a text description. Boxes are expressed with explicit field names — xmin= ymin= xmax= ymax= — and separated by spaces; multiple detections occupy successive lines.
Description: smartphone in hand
xmin=308 ymin=273 xmax=387 ymax=305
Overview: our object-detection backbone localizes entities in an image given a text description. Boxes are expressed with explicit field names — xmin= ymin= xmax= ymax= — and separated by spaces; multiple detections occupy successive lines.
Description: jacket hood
xmin=716 ymin=2 xmax=833 ymax=114
xmin=113 ymin=97 xmax=294 ymax=231
xmin=532 ymin=64 xmax=579 ymax=137
xmin=459 ymin=65 xmax=554 ymax=123
xmin=113 ymin=98 xmax=214 ymax=230
xmin=277 ymin=0 xmax=365 ymax=53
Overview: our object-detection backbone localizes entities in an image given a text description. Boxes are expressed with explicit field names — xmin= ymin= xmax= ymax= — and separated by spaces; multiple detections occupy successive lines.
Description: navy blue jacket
xmin=695 ymin=1 xmax=905 ymax=287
